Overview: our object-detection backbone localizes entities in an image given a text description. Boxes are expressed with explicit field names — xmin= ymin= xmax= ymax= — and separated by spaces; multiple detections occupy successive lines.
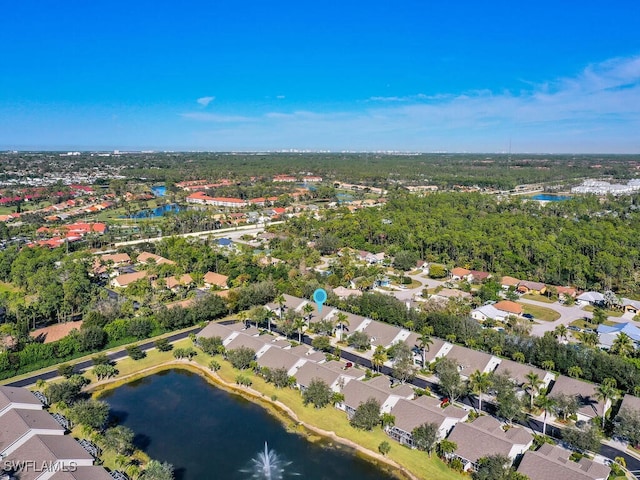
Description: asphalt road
xmin=6 ymin=326 xmax=201 ymax=388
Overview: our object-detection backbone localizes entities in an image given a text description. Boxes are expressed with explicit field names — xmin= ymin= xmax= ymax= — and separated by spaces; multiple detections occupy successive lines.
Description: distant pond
xmin=127 ymin=203 xmax=181 ymax=219
xmin=531 ymin=194 xmax=572 ymax=202
xmin=99 ymin=369 xmax=398 ymax=480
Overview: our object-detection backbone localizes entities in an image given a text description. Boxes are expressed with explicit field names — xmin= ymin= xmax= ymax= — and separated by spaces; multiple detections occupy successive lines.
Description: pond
xmin=531 ymin=194 xmax=572 ymax=202
xmin=100 ymin=369 xmax=399 ymax=480
xmin=128 ymin=203 xmax=181 ymax=219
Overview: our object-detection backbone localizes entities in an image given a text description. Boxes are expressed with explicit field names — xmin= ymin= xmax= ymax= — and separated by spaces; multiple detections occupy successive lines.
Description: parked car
xmin=523 ymin=313 xmax=534 ymax=320
xmin=568 ymin=325 xmax=581 ymax=332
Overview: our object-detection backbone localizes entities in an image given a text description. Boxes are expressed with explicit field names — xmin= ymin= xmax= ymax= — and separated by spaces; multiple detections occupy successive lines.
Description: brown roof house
xmin=494 ymin=300 xmax=524 ymax=316
xmin=447 ymin=416 xmax=533 ymax=471
xmin=203 ymin=271 xmax=229 ymax=289
xmin=500 ymin=276 xmax=521 ymax=289
xmin=137 ymin=251 xmax=175 ymax=266
xmin=517 ymin=443 xmax=610 ymax=480
xmin=517 ymin=280 xmax=547 ymax=295
xmin=110 ymin=270 xmax=148 ymax=288
xmin=450 ymin=267 xmax=471 ymax=281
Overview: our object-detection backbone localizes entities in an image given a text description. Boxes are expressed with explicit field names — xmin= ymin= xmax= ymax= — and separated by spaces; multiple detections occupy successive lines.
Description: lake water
xmin=531 ymin=194 xmax=572 ymax=202
xmin=128 ymin=203 xmax=180 ymax=219
xmin=100 ymin=369 xmax=398 ymax=480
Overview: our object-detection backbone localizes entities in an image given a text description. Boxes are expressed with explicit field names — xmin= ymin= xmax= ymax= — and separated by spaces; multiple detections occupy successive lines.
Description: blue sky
xmin=1 ymin=1 xmax=639 ymax=152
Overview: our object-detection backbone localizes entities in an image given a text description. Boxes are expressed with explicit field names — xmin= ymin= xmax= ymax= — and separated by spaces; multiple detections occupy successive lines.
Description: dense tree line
xmin=285 ymin=192 xmax=640 ymax=292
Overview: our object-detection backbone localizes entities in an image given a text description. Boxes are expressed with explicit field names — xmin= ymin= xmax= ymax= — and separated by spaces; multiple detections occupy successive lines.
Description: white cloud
xmin=183 ymin=55 xmax=640 ymax=152
xmin=196 ymin=96 xmax=215 ymax=107
xmin=276 ymin=95 xmax=285 ymax=99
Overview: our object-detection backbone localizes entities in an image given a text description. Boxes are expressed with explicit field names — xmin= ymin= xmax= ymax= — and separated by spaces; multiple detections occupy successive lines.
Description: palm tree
xmin=595 ymin=377 xmax=619 ymax=429
xmin=237 ymin=310 xmax=249 ymax=328
xmin=335 ymin=312 xmax=349 ymax=341
xmin=417 ymin=327 xmax=434 ymax=368
xmin=302 ymin=303 xmax=315 ymax=324
xmin=554 ymin=324 xmax=568 ymax=342
xmin=524 ymin=371 xmax=544 ymax=410
xmin=372 ymin=345 xmax=388 ymax=373
xmin=536 ymin=394 xmax=556 ymax=436
xmin=580 ymin=331 xmax=599 ymax=347
xmin=293 ymin=316 xmax=306 ymax=343
xmin=611 ymin=332 xmax=634 ymax=357
xmin=265 ymin=308 xmax=277 ymax=333
xmin=567 ymin=366 xmax=583 ymax=378
xmin=275 ymin=293 xmax=286 ymax=320
xmin=512 ymin=352 xmax=525 ymax=363
xmin=541 ymin=360 xmax=555 ymax=371
xmin=468 ymin=370 xmax=491 ymax=413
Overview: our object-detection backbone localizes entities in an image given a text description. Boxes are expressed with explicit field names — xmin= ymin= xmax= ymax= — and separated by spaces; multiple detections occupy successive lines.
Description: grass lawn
xmin=520 ymin=304 xmax=561 ymax=321
xmin=90 ymin=339 xmax=463 ymax=480
xmin=521 ymin=293 xmax=555 ymax=304
xmin=582 ymin=305 xmax=624 ymax=317
xmin=569 ymin=319 xmax=617 ymax=330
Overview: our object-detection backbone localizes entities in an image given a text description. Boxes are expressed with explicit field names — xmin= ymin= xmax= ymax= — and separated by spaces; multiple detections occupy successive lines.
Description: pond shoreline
xmin=90 ymin=360 xmax=418 ymax=480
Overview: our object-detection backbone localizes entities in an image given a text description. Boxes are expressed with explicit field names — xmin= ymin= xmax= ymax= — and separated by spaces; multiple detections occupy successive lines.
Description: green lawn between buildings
xmin=520 ymin=303 xmax=561 ymax=322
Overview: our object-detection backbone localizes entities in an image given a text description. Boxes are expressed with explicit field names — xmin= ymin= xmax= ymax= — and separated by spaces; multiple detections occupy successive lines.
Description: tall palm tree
xmin=335 ymin=312 xmax=349 ymax=341
xmin=611 ymin=332 xmax=634 ymax=357
xmin=372 ymin=345 xmax=388 ymax=373
xmin=293 ymin=316 xmax=306 ymax=343
xmin=524 ymin=371 xmax=543 ymax=410
xmin=302 ymin=303 xmax=315 ymax=324
xmin=596 ymin=378 xmax=619 ymax=429
xmin=265 ymin=308 xmax=277 ymax=333
xmin=536 ymin=394 xmax=556 ymax=436
xmin=554 ymin=324 xmax=568 ymax=342
xmin=417 ymin=328 xmax=434 ymax=368
xmin=468 ymin=370 xmax=491 ymax=413
xmin=275 ymin=293 xmax=286 ymax=320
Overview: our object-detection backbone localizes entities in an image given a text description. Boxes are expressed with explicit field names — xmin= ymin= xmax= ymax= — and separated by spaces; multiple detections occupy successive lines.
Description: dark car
xmin=523 ymin=313 xmax=534 ymax=320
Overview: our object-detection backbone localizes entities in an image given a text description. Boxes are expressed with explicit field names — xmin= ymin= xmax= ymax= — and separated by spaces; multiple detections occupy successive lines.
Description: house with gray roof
xmin=256 ymin=347 xmax=307 ymax=376
xmin=0 ymin=386 xmax=43 ymax=415
xmin=576 ymin=291 xmax=604 ymax=306
xmin=0 ymin=408 xmax=65 ymax=456
xmin=49 ymin=466 xmax=115 ymax=480
xmin=517 ymin=443 xmax=610 ymax=480
xmin=197 ymin=322 xmax=235 ymax=344
xmin=493 ymin=359 xmax=554 ymax=393
xmin=549 ymin=375 xmax=608 ymax=422
xmin=225 ymin=334 xmax=272 ymax=357
xmin=618 ymin=393 xmax=640 ymax=414
xmin=387 ymin=396 xmax=468 ymax=446
xmin=358 ymin=320 xmax=404 ymax=349
xmin=294 ymin=363 xmax=344 ymax=392
xmin=266 ymin=294 xmax=306 ymax=317
xmin=403 ymin=335 xmax=452 ymax=366
xmin=4 ymin=435 xmax=95 ymax=480
xmin=446 ymin=416 xmax=533 ymax=471
xmin=337 ymin=376 xmax=413 ymax=418
xmin=444 ymin=345 xmax=501 ymax=379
